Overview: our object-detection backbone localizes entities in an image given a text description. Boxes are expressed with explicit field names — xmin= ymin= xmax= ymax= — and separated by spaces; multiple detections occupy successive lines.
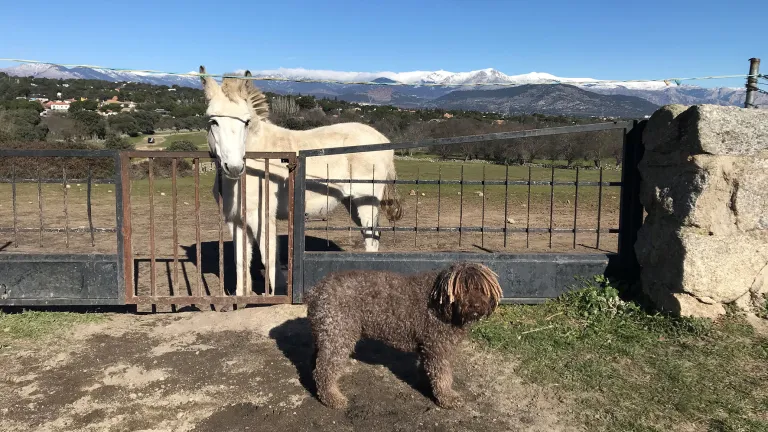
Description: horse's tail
xmin=380 ymin=168 xmax=403 ymax=222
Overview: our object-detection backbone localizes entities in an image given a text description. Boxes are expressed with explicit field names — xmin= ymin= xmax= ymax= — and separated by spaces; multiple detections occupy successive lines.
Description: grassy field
xmin=472 ymin=276 xmax=768 ymax=432
xmin=158 ymin=132 xmax=208 ymax=149
xmin=0 ymin=157 xmax=622 ymax=254
xmin=0 ymin=157 xmax=622 ymax=297
xmin=400 ymin=151 xmax=619 ymax=170
xmin=128 ymin=131 xmax=208 ymax=149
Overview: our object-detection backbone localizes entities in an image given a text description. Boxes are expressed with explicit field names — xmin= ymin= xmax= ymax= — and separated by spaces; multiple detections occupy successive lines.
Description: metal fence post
xmin=291 ymin=154 xmax=307 ymax=303
xmin=118 ymin=152 xmax=134 ymax=303
xmin=113 ymin=151 xmax=126 ymax=303
xmin=616 ymin=120 xmax=646 ymax=279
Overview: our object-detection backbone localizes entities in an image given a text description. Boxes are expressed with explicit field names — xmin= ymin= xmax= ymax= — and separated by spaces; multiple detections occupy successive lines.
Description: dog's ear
xmin=430 ymin=263 xmax=502 ymax=326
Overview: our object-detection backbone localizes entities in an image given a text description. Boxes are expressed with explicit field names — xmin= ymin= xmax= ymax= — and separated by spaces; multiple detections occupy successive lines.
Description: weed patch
xmin=0 ymin=310 xmax=106 ymax=346
xmin=472 ymin=276 xmax=768 ymax=431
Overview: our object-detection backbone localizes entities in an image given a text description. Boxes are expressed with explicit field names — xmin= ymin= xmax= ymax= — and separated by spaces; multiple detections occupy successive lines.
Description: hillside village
xmin=1 ymin=72 xmax=624 ymax=165
xmin=19 ymin=94 xmax=139 ymax=116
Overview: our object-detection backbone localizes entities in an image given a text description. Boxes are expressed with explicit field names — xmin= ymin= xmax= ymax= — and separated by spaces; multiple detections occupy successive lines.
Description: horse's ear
xmin=243 ymin=70 xmax=254 ymax=88
xmin=199 ymin=65 xmax=221 ymax=100
xmin=199 ymin=65 xmax=207 ymax=85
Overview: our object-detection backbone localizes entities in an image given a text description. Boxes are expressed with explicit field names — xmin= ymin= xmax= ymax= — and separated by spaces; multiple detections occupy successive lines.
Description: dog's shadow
xmin=269 ymin=318 xmax=432 ymax=402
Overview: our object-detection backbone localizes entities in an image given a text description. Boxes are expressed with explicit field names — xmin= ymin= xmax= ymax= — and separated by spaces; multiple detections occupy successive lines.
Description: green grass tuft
xmin=0 ymin=310 xmax=106 ymax=345
xmin=472 ymin=275 xmax=768 ymax=432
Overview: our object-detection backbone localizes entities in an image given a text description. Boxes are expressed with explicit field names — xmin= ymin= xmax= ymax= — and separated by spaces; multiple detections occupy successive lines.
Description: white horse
xmin=199 ymin=66 xmax=403 ymax=296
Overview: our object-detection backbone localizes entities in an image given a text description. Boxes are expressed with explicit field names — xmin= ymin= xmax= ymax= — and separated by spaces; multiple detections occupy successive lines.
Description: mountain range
xmin=2 ymin=63 xmax=764 ymax=118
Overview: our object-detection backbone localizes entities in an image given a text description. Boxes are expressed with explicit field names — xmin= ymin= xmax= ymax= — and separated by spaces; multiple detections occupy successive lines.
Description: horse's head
xmin=199 ymin=65 xmax=269 ymax=179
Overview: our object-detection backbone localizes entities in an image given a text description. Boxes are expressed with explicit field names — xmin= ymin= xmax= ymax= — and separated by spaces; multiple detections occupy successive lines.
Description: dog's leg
xmin=422 ymin=347 xmax=461 ymax=409
xmin=313 ymin=339 xmax=354 ymax=409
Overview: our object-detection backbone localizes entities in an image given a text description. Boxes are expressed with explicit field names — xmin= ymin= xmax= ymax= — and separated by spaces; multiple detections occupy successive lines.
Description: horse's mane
xmin=221 ymin=76 xmax=270 ymax=121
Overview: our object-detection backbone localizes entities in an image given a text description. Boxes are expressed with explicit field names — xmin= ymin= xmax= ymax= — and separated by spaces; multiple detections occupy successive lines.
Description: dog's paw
xmin=435 ymin=391 xmax=462 ymax=410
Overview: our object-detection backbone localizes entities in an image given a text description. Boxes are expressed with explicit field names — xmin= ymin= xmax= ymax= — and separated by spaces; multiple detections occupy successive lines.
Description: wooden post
xmin=745 ymin=58 xmax=761 ymax=108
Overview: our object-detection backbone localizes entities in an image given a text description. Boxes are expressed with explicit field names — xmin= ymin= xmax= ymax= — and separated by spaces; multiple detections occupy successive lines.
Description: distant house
xmin=443 ymin=113 xmax=454 ymax=119
xmin=46 ymin=101 xmax=71 ymax=111
xmin=99 ymin=95 xmax=136 ymax=111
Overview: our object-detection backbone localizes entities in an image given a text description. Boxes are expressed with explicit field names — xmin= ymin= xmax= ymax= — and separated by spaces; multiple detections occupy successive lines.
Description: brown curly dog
xmin=305 ymin=262 xmax=502 ymax=409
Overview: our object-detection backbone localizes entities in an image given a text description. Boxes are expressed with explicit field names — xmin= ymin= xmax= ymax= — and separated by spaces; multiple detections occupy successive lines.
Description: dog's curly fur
xmin=305 ymin=262 xmax=502 ymax=409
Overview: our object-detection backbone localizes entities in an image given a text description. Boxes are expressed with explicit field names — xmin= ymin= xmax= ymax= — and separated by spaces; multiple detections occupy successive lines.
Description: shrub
xmin=0 ymin=140 xmax=115 ymax=180
xmin=130 ymin=158 xmax=193 ymax=179
xmin=104 ymin=134 xmax=135 ymax=150
xmin=166 ymin=140 xmax=197 ymax=152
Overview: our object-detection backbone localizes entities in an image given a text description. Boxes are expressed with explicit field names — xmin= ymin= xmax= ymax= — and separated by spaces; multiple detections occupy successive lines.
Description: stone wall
xmin=636 ymin=104 xmax=768 ymax=318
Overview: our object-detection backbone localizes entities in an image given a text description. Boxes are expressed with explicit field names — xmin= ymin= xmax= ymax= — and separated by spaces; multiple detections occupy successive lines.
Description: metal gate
xmin=119 ymin=151 xmax=297 ymax=308
xmin=0 ymin=149 xmax=126 ymax=306
xmin=0 ymin=121 xmax=645 ymax=308
xmin=289 ymin=120 xmax=646 ymax=304
xmin=0 ymin=149 xmax=298 ymax=308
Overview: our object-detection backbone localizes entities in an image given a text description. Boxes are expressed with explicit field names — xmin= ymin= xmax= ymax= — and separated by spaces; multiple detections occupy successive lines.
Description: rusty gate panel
xmin=120 ymin=150 xmax=296 ymax=308
xmin=0 ymin=149 xmax=125 ymax=306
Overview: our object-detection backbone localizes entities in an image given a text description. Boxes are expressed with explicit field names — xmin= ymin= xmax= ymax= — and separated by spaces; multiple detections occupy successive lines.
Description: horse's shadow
xmin=268 ymin=317 xmax=433 ymax=402
xmin=181 ymin=235 xmax=343 ymax=296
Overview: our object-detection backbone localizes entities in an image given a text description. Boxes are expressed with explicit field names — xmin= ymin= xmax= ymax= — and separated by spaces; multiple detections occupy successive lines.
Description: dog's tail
xmin=380 ymin=168 xmax=403 ymax=222
xmin=431 ymin=262 xmax=502 ymax=306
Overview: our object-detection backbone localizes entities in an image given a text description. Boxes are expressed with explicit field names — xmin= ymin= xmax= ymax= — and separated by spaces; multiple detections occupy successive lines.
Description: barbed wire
xmin=0 ymin=58 xmax=758 ymax=88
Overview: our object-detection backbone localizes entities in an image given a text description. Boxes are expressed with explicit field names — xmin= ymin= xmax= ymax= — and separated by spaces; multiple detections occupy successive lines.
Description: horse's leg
xmin=352 ymin=194 xmax=381 ymax=252
xmin=244 ymin=223 xmax=253 ymax=296
xmin=254 ymin=213 xmax=278 ymax=295
xmin=233 ymin=222 xmax=245 ymax=297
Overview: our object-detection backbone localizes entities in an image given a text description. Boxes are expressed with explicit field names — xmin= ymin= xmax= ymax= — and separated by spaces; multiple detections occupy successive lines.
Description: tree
xmin=555 ymin=135 xmax=580 ymax=167
xmin=271 ymin=96 xmax=299 ymax=117
xmin=295 ymin=95 xmax=316 ymax=110
xmin=0 ymin=99 xmax=43 ymax=113
xmin=69 ymin=100 xmax=98 ymax=113
xmin=519 ymin=136 xmax=548 ymax=163
xmin=70 ymin=110 xmax=107 ymax=139
xmin=132 ymin=111 xmax=159 ymax=134
xmin=584 ymin=130 xmax=620 ymax=169
xmin=44 ymin=114 xmax=78 ymax=141
xmin=108 ymin=113 xmax=141 ymax=137
xmin=99 ymin=103 xmax=122 ymax=113
xmin=0 ymin=109 xmax=48 ymax=142
xmin=392 ymin=123 xmax=427 ymax=157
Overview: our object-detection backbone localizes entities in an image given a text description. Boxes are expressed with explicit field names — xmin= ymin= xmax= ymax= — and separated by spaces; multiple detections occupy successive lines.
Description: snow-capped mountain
xmin=1 ymin=63 xmax=763 ymax=111
xmin=243 ymin=66 xmax=666 ymax=89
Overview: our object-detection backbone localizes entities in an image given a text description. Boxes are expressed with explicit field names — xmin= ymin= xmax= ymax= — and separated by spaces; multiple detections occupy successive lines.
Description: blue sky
xmin=0 ymin=0 xmax=764 ymax=88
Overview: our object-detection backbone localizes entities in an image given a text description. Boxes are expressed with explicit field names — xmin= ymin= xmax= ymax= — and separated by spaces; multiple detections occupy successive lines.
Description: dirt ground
xmin=0 ymin=306 xmax=579 ymax=432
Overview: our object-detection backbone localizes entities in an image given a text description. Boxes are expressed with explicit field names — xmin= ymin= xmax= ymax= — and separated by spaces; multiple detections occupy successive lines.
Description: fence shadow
xmin=179 ymin=235 xmax=343 ymax=296
xmin=269 ymin=317 xmax=432 ymax=403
